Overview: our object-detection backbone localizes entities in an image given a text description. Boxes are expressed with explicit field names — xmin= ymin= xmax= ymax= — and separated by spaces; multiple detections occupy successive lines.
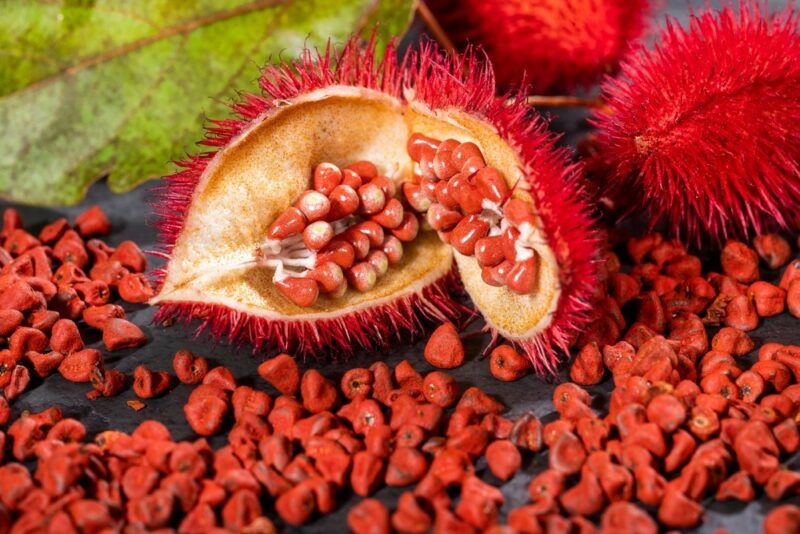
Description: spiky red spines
xmin=426 ymin=0 xmax=651 ymax=92
xmin=591 ymin=3 xmax=800 ymax=246
xmin=152 ymin=270 xmax=467 ymax=358
xmin=152 ymin=36 xmax=599 ymax=369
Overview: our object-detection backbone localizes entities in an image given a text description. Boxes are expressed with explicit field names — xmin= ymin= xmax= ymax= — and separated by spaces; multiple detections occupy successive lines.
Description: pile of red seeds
xmin=0 ymin=206 xmax=151 ymax=407
xmin=260 ymin=133 xmax=542 ymax=307
xmin=0 ymin=205 xmax=798 ymax=532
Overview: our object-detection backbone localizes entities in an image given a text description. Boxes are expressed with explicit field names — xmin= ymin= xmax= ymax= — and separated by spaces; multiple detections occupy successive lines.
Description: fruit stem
xmin=416 ymin=1 xmax=457 ymax=54
xmin=523 ymin=95 xmax=604 ymax=109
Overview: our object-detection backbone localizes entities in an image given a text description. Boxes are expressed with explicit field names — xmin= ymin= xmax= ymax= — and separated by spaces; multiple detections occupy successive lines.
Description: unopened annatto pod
xmin=426 ymin=0 xmax=651 ymax=92
xmin=590 ymin=4 xmax=800 ymax=245
xmin=151 ymin=37 xmax=599 ymax=372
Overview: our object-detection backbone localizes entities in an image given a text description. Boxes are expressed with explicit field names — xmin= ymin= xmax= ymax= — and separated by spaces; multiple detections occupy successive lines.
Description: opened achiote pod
xmin=151 ymin=37 xmax=599 ymax=372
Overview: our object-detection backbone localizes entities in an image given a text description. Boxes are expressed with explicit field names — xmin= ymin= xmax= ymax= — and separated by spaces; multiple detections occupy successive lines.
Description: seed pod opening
xmin=151 ymin=38 xmax=599 ymax=370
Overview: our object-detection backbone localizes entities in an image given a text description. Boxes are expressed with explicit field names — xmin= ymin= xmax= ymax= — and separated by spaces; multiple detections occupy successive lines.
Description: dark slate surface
xmin=2 ymin=0 xmax=797 ymax=532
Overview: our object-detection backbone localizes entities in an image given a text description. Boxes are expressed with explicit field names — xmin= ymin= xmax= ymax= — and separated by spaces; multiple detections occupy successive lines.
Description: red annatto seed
xmin=432 ymin=148 xmax=459 ymax=181
xmin=74 ymin=205 xmax=111 ymax=237
xmin=748 ymin=281 xmax=786 ymax=317
xmin=350 ymin=451 xmax=385 ymax=497
xmin=724 ymin=294 xmax=759 ymax=331
xmin=426 ymin=203 xmax=462 ymax=231
xmin=490 ymin=345 xmax=531 ymax=382
xmin=102 ymin=318 xmax=147 ymax=351
xmin=267 ymin=207 xmax=307 ymax=240
xmin=295 ymin=190 xmax=331 ymax=222
xmin=317 ymin=238 xmax=356 ymax=269
xmin=202 ymin=366 xmax=236 ymax=391
xmin=424 ymin=322 xmax=465 ymax=369
xmin=302 ymin=220 xmax=334 ymax=251
xmin=569 ymin=342 xmax=604 ymax=385
xmin=275 ymin=483 xmax=316 ymax=526
xmin=275 ymin=277 xmax=319 ymax=307
xmin=366 ymin=250 xmax=389 ymax=277
xmin=4 ymin=365 xmax=29 ymax=401
xmin=341 ymin=169 xmax=363 ymax=190
xmin=85 ymin=237 xmax=114 ymax=263
xmin=353 ymin=220 xmax=385 ymax=247
xmin=172 ymin=349 xmax=209 ymax=385
xmin=306 ymin=261 xmax=345 ymax=294
xmin=371 ymin=198 xmax=405 ymax=229
xmin=348 ymin=498 xmax=390 ymax=534
xmin=347 ymin=160 xmax=378 ymax=180
xmin=475 ymin=167 xmax=509 ymax=203
xmin=54 ymin=350 xmax=102 ymax=386
xmin=301 ymin=369 xmax=338 ymax=413
xmin=450 ymin=176 xmax=483 ymax=214
xmin=485 ymin=439 xmax=522 ymax=481
xmin=753 ymin=233 xmax=792 ymax=269
xmin=407 ymin=133 xmax=440 ymax=162
xmin=721 ymin=240 xmax=760 ymax=283
xmin=357 ymin=183 xmax=386 ymax=215
xmin=91 ymin=368 xmax=126 ymax=397
xmin=346 ymin=262 xmax=378 ymax=292
xmin=77 ymin=280 xmax=112 ymax=309
xmin=184 ymin=396 xmax=228 ymax=436
xmin=481 ymin=259 xmax=514 ymax=287
xmin=341 ymin=228 xmax=370 ymax=260
xmin=27 ymin=350 xmax=65 ymax=378
xmin=474 ymin=235 xmax=504 ymax=267
xmin=371 ymin=175 xmax=397 ymax=199
xmin=89 ymin=260 xmax=128 ymax=287
xmin=451 ymin=142 xmax=483 ymax=170
xmin=461 ymin=154 xmax=487 ymax=177
xmin=500 ymin=226 xmax=519 ymax=262
xmin=385 ymin=447 xmax=428 ymax=487
xmin=506 ymin=257 xmax=538 ymax=295
xmin=549 ymin=431 xmax=586 ymax=475
xmin=779 ymin=259 xmax=800 ymax=290
xmin=436 ymin=175 xmax=462 ymax=208
xmin=503 ymin=198 xmax=536 ymax=227
xmin=133 ymin=365 xmax=171 ymax=399
xmin=50 ymin=319 xmax=84 ymax=354
xmin=258 ymin=354 xmax=299 ymax=396
xmin=9 ymin=327 xmax=47 ymax=360
xmin=422 ymin=371 xmax=459 ymax=408
xmin=403 ymin=182 xmax=432 ymax=213
xmin=313 ymin=163 xmax=343 ymax=195
xmin=327 ymin=184 xmax=360 ymax=220
xmin=82 ymin=304 xmax=125 ymax=330
xmin=340 ymin=368 xmax=373 ymax=400
xmin=380 ymin=235 xmax=404 ymax=265
xmin=390 ymin=212 xmax=420 ymax=242
xmin=0 ymin=309 xmax=23 ymax=336
xmin=38 ymin=217 xmax=69 ymax=244
xmin=449 ymin=216 xmax=489 ymax=256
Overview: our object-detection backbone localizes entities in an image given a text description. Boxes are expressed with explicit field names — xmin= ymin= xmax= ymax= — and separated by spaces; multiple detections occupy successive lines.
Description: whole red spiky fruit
xmin=426 ymin=0 xmax=650 ymax=92
xmin=591 ymin=3 xmax=800 ymax=245
xmin=150 ymin=37 xmax=599 ymax=372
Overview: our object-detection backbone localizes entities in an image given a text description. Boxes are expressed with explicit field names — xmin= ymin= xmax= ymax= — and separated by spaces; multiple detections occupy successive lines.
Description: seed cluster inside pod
xmin=258 ymin=134 xmax=546 ymax=309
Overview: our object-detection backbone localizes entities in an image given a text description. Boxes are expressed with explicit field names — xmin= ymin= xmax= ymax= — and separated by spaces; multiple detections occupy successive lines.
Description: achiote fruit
xmin=151 ymin=38 xmax=598 ymax=371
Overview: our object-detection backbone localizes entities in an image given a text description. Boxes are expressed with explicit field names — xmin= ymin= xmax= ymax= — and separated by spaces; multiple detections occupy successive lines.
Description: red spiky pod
xmin=426 ymin=0 xmax=651 ymax=92
xmin=590 ymin=3 xmax=800 ymax=245
xmin=151 ymin=36 xmax=599 ymax=371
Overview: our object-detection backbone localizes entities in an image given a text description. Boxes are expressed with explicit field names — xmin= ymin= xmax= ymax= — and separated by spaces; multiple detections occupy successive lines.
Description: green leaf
xmin=0 ymin=0 xmax=415 ymax=206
